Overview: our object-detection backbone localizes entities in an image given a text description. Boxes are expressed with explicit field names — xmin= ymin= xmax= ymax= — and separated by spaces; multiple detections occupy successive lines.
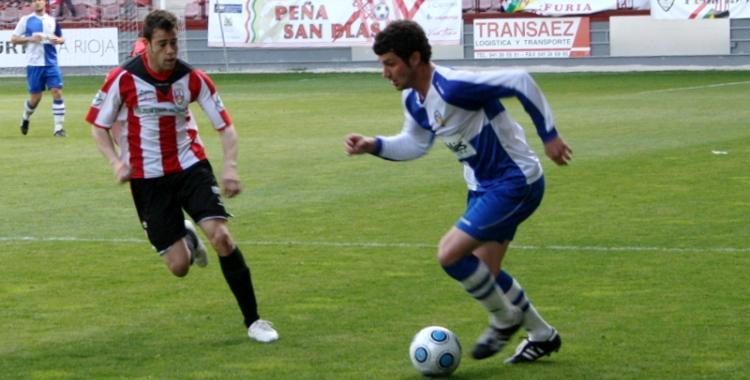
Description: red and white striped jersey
xmin=86 ymin=54 xmax=233 ymax=179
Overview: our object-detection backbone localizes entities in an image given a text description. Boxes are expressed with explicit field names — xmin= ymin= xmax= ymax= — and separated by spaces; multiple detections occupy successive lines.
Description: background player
xmin=344 ymin=20 xmax=572 ymax=364
xmin=12 ymin=0 xmax=67 ymax=137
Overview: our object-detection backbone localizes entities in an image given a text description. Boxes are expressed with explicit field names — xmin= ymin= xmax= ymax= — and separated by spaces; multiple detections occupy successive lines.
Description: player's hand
xmin=344 ymin=134 xmax=377 ymax=155
xmin=49 ymin=36 xmax=62 ymax=44
xmin=29 ymin=34 xmax=43 ymax=43
xmin=113 ymin=160 xmax=133 ymax=184
xmin=544 ymin=135 xmax=572 ymax=166
xmin=221 ymin=166 xmax=241 ymax=198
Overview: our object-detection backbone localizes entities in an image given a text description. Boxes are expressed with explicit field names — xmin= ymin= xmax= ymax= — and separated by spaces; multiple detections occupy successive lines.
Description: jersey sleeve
xmin=444 ymin=69 xmax=558 ymax=143
xmin=375 ymin=94 xmax=435 ymax=161
xmin=54 ymin=20 xmax=62 ymax=37
xmin=12 ymin=16 xmax=27 ymax=37
xmin=85 ymin=68 xmax=125 ymax=129
xmin=189 ymin=70 xmax=233 ymax=130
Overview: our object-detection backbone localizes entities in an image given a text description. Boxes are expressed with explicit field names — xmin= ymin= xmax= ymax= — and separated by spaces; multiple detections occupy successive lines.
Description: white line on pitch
xmin=1 ymin=236 xmax=748 ymax=253
xmin=638 ymin=80 xmax=750 ymax=94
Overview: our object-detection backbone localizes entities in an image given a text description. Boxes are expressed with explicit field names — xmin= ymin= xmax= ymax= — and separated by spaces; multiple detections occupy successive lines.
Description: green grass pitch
xmin=1 ymin=70 xmax=749 ymax=379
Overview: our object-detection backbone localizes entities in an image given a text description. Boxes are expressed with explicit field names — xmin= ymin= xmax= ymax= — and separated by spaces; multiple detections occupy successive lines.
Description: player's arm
xmin=543 ymin=136 xmax=572 ymax=166
xmin=91 ymin=126 xmax=132 ymax=183
xmin=50 ymin=23 xmax=65 ymax=45
xmin=190 ymin=70 xmax=240 ymax=197
xmin=501 ymin=72 xmax=572 ymax=165
xmin=452 ymin=70 xmax=557 ymax=140
xmin=218 ymin=125 xmax=241 ymax=198
xmin=457 ymin=70 xmax=572 ymax=165
xmin=10 ymin=34 xmax=41 ymax=44
xmin=346 ymin=111 xmax=434 ymax=161
xmin=87 ymin=69 xmax=131 ymax=180
xmin=345 ymin=126 xmax=432 ymax=161
xmin=50 ymin=35 xmax=65 ymax=45
xmin=49 ymin=36 xmax=65 ymax=45
xmin=11 ymin=19 xmax=39 ymax=44
xmin=344 ymin=134 xmax=378 ymax=155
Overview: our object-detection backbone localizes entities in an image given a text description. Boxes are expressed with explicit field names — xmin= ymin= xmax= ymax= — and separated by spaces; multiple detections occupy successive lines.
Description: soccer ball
xmin=409 ymin=326 xmax=462 ymax=377
xmin=373 ymin=3 xmax=390 ymax=20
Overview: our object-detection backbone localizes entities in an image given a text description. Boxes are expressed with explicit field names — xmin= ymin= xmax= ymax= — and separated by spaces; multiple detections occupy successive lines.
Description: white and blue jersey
xmin=13 ymin=13 xmax=62 ymax=67
xmin=374 ymin=66 xmax=557 ymax=193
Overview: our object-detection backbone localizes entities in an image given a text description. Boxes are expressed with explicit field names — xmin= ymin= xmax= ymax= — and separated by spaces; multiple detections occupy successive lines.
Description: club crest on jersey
xmin=173 ymin=88 xmax=185 ymax=105
xmin=434 ymin=111 xmax=445 ymax=127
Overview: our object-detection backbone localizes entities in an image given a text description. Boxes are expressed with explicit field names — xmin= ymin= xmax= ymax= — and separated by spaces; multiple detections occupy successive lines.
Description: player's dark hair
xmin=373 ymin=20 xmax=431 ymax=66
xmin=142 ymin=10 xmax=178 ymax=42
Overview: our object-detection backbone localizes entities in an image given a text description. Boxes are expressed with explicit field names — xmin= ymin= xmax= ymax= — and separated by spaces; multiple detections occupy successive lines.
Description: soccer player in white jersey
xmin=11 ymin=0 xmax=67 ymax=137
xmin=86 ymin=10 xmax=278 ymax=343
xmin=344 ymin=20 xmax=572 ymax=364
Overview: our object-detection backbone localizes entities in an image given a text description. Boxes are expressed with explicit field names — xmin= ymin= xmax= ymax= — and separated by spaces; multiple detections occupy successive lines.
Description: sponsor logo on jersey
xmin=137 ymin=89 xmax=157 ymax=103
xmin=91 ymin=91 xmax=105 ymax=107
xmin=214 ymin=94 xmax=225 ymax=111
xmin=439 ymin=133 xmax=477 ymax=160
xmin=134 ymin=106 xmax=187 ymax=117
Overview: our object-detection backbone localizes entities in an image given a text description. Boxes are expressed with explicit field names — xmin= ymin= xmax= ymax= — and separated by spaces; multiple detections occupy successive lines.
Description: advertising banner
xmin=650 ymin=0 xmax=750 ymax=19
xmin=503 ymin=0 xmax=649 ymax=16
xmin=473 ymin=17 xmax=590 ymax=59
xmin=0 ymin=28 xmax=119 ymax=68
xmin=206 ymin=0 xmax=462 ymax=48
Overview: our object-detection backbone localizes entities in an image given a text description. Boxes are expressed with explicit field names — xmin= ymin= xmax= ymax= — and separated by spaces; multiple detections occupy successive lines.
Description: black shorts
xmin=130 ymin=160 xmax=231 ymax=252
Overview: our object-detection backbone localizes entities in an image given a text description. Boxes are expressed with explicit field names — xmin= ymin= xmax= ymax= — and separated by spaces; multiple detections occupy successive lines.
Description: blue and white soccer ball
xmin=409 ymin=326 xmax=462 ymax=377
xmin=373 ymin=3 xmax=390 ymax=20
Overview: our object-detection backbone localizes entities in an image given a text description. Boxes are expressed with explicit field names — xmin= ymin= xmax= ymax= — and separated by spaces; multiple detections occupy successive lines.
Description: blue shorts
xmin=26 ymin=66 xmax=63 ymax=94
xmin=455 ymin=176 xmax=545 ymax=242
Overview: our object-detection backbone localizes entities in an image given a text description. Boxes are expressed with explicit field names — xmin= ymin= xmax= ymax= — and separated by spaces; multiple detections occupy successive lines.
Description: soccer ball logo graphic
xmin=409 ymin=326 xmax=462 ymax=377
xmin=373 ymin=3 xmax=390 ymax=20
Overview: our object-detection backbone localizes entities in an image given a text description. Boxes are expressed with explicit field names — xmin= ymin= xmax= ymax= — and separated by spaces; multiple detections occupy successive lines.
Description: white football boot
xmin=248 ymin=319 xmax=279 ymax=343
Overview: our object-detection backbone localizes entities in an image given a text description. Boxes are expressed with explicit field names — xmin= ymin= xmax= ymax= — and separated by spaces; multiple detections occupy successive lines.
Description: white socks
xmin=456 ymin=259 xmax=519 ymax=328
xmin=497 ymin=271 xmax=554 ymax=341
xmin=53 ymin=99 xmax=65 ymax=131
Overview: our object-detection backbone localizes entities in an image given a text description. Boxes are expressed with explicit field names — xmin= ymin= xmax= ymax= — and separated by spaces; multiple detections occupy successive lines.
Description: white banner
xmin=473 ymin=17 xmax=591 ymax=58
xmin=503 ymin=0 xmax=649 ymax=16
xmin=207 ymin=0 xmax=462 ymax=48
xmin=651 ymin=0 xmax=750 ymax=19
xmin=0 ymin=28 xmax=119 ymax=68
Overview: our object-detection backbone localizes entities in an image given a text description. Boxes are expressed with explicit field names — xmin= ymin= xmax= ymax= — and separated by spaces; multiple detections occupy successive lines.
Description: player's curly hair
xmin=142 ymin=9 xmax=178 ymax=42
xmin=373 ymin=20 xmax=432 ymax=66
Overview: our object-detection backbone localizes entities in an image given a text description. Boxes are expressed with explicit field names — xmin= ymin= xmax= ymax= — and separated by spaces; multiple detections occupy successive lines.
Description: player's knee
xmin=167 ymin=262 xmax=189 ymax=277
xmin=208 ymin=228 xmax=234 ymax=256
xmin=437 ymin=241 xmax=461 ymax=267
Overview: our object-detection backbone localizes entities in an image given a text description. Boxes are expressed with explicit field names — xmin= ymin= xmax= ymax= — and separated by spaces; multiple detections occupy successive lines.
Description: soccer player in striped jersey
xmin=11 ymin=0 xmax=67 ymax=137
xmin=344 ymin=20 xmax=571 ymax=364
xmin=86 ymin=9 xmax=278 ymax=343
